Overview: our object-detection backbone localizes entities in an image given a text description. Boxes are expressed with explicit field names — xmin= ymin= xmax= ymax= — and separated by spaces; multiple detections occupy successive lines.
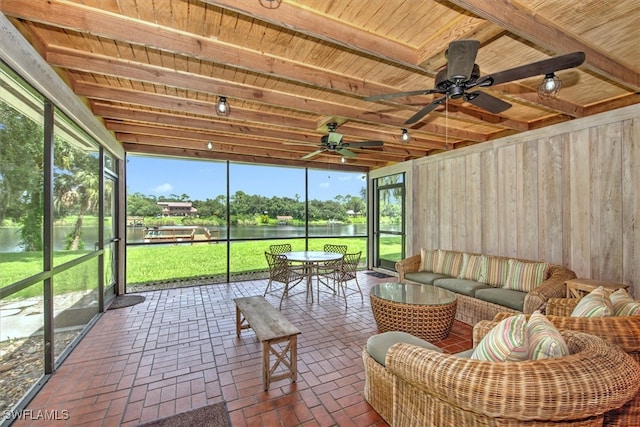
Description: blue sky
xmin=126 ymin=155 xmax=367 ymax=201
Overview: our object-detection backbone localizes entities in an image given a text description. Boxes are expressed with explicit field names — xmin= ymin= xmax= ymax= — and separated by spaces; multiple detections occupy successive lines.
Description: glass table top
xmin=370 ymin=282 xmax=456 ymax=306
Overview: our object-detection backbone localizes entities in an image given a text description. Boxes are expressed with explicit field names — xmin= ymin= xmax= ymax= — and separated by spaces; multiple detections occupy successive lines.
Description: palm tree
xmin=53 ymin=142 xmax=100 ymax=251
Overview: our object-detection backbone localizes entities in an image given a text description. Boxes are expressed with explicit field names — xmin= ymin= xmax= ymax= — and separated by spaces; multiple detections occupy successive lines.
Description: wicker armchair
xmin=365 ymin=330 xmax=640 ymax=427
xmin=479 ymin=300 xmax=640 ymax=427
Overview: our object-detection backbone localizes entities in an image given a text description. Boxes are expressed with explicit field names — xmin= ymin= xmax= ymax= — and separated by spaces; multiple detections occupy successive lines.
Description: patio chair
xmin=263 ymin=251 xmax=305 ymax=309
xmin=315 ymin=244 xmax=348 ymax=297
xmin=269 ymin=243 xmax=292 ymax=255
xmin=333 ymin=251 xmax=363 ymax=308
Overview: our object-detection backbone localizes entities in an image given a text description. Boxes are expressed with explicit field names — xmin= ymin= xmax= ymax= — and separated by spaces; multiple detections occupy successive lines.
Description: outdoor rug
xmin=365 ymin=271 xmax=395 ymax=279
xmin=107 ymin=294 xmax=146 ymax=310
xmin=139 ymin=402 xmax=231 ymax=427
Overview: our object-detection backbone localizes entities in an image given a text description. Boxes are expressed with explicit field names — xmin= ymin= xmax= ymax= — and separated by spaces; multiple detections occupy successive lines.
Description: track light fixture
xmin=401 ymin=128 xmax=410 ymax=143
xmin=216 ymin=96 xmax=230 ymax=116
xmin=538 ymin=73 xmax=562 ymax=100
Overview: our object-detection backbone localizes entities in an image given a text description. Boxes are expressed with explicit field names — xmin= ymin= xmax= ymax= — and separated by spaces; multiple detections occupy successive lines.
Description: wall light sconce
xmin=538 ymin=73 xmax=562 ymax=100
xmin=206 ymin=141 xmax=214 ymax=151
xmin=401 ymin=128 xmax=410 ymax=143
xmin=216 ymin=96 xmax=230 ymax=117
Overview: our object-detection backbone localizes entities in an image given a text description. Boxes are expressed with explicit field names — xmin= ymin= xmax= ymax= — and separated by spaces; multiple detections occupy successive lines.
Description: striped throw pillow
xmin=434 ymin=250 xmax=463 ymax=276
xmin=420 ymin=248 xmax=439 ymax=272
xmin=471 ymin=313 xmax=528 ymax=361
xmin=485 ymin=257 xmax=510 ymax=287
xmin=457 ymin=253 xmax=488 ymax=283
xmin=526 ymin=311 xmax=569 ymax=359
xmin=503 ymin=260 xmax=548 ymax=292
xmin=571 ymin=286 xmax=614 ymax=317
xmin=609 ymin=288 xmax=640 ymax=316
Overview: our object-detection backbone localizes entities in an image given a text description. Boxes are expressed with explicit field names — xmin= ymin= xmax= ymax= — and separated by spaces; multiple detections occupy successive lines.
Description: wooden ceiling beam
xmin=450 ymin=0 xmax=640 ymax=91
xmin=95 ymin=103 xmax=446 ymax=152
xmin=202 ymin=0 xmax=420 ymax=68
xmin=108 ymin=121 xmax=429 ymax=160
xmin=74 ymin=77 xmax=483 ymax=142
xmin=1 ymin=0 xmax=422 ymax=99
xmin=121 ymin=136 xmax=386 ymax=168
xmin=123 ymin=142 xmax=373 ymax=171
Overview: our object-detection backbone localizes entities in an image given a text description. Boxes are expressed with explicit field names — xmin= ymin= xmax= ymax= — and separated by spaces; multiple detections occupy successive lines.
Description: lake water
xmin=0 ymin=223 xmax=370 ymax=252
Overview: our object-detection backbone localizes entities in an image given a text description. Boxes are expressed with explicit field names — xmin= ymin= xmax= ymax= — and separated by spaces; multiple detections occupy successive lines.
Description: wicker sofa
xmin=396 ymin=249 xmax=576 ymax=325
xmin=479 ymin=299 xmax=640 ymax=427
xmin=363 ymin=329 xmax=640 ymax=426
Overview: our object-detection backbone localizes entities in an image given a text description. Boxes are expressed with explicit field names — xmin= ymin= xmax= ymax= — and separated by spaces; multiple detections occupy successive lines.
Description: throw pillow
xmin=609 ymin=288 xmax=640 ymax=316
xmin=526 ymin=311 xmax=569 ymax=359
xmin=570 ymin=286 xmax=614 ymax=317
xmin=457 ymin=253 xmax=488 ymax=283
xmin=471 ymin=313 xmax=529 ymax=361
xmin=420 ymin=248 xmax=440 ymax=272
xmin=503 ymin=260 xmax=548 ymax=292
xmin=434 ymin=250 xmax=463 ymax=276
xmin=485 ymin=257 xmax=510 ymax=287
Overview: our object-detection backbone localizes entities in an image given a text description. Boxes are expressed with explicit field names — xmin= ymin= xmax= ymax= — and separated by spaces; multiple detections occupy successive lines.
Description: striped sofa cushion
xmin=420 ymin=248 xmax=440 ymax=272
xmin=485 ymin=257 xmax=510 ymax=287
xmin=503 ymin=259 xmax=548 ymax=292
xmin=571 ymin=286 xmax=614 ymax=317
xmin=434 ymin=250 xmax=463 ymax=277
xmin=457 ymin=253 xmax=488 ymax=283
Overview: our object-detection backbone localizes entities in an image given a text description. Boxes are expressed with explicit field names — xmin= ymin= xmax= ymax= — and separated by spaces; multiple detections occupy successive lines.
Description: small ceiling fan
xmin=364 ymin=40 xmax=585 ymax=125
xmin=301 ymin=122 xmax=383 ymax=160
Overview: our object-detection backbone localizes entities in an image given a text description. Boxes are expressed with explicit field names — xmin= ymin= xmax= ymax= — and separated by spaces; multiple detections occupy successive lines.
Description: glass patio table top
xmin=370 ymin=282 xmax=456 ymax=306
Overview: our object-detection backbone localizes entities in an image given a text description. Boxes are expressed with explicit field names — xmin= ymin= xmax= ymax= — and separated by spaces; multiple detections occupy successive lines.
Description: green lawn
xmin=1 ymin=237 xmax=402 ymax=298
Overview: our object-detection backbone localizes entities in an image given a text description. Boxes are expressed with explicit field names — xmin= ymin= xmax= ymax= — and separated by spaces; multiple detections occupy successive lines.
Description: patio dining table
xmin=281 ymin=251 xmax=344 ymax=303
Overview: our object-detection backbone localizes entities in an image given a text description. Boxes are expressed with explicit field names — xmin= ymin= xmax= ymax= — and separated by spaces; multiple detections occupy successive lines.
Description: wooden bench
xmin=234 ymin=296 xmax=301 ymax=391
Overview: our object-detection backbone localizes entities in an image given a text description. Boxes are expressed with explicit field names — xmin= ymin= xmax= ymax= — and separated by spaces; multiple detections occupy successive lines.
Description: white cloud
xmin=153 ymin=183 xmax=173 ymax=194
xmin=319 ymin=182 xmax=330 ymax=188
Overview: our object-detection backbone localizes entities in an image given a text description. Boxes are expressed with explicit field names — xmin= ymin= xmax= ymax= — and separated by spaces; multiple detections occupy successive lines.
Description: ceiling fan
xmin=301 ymin=122 xmax=383 ymax=160
xmin=364 ymin=40 xmax=586 ymax=125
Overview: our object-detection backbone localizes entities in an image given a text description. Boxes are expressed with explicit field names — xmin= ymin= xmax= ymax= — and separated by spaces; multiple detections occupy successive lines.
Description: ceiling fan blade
xmin=301 ymin=149 xmax=325 ymax=160
xmin=478 ymin=52 xmax=586 ymax=87
xmin=343 ymin=140 xmax=384 ymax=148
xmin=446 ymin=40 xmax=480 ymax=81
xmin=364 ymin=89 xmax=438 ymax=102
xmin=405 ymin=97 xmax=447 ymax=125
xmin=337 ymin=148 xmax=357 ymax=157
xmin=465 ymin=91 xmax=512 ymax=113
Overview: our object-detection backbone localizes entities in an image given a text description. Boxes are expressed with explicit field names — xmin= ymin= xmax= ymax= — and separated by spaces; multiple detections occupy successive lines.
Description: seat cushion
xmin=433 ymin=278 xmax=493 ymax=297
xmin=474 ymin=288 xmax=526 ymax=311
xmin=366 ymin=331 xmax=442 ymax=366
xmin=405 ymin=271 xmax=449 ymax=285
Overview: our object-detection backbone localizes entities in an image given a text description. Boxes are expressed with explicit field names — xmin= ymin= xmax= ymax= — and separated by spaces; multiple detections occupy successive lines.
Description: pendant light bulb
xmin=401 ymin=128 xmax=410 ymax=143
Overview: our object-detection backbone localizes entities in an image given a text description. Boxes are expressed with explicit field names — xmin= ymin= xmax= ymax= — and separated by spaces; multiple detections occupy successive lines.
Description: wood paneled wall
xmin=372 ymin=104 xmax=640 ymax=297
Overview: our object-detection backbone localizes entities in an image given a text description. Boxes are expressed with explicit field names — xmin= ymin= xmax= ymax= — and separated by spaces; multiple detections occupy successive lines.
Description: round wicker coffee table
xmin=370 ymin=282 xmax=457 ymax=342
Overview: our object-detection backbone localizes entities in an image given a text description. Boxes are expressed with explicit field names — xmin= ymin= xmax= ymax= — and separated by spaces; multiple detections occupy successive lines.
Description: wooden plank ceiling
xmin=2 ymin=0 xmax=639 ymax=172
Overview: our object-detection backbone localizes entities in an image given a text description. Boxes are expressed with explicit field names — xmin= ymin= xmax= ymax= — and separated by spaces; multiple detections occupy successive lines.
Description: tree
xmin=53 ymin=141 xmax=100 ymax=250
xmin=0 ymin=102 xmax=44 ymax=250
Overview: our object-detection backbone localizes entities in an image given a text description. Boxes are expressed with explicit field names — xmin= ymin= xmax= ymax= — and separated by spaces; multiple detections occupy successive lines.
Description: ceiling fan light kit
xmin=538 ymin=73 xmax=562 ymax=99
xmin=364 ymin=40 xmax=585 ymax=125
